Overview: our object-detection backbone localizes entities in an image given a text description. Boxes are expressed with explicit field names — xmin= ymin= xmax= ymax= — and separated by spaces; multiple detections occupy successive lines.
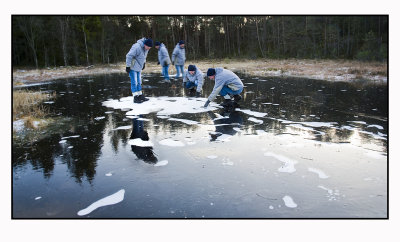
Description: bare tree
xmin=16 ymin=16 xmax=39 ymax=69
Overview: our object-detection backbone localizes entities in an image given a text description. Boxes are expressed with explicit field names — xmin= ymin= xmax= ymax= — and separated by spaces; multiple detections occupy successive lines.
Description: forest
xmin=12 ymin=15 xmax=388 ymax=69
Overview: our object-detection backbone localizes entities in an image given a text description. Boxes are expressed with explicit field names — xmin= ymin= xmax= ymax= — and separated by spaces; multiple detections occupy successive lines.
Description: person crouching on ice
xmin=126 ymin=37 xmax=153 ymax=103
xmin=183 ymin=65 xmax=204 ymax=97
xmin=203 ymin=68 xmax=244 ymax=111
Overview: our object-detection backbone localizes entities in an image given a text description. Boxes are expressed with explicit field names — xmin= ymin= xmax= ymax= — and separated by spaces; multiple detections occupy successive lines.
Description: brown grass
xmin=13 ymin=90 xmax=56 ymax=122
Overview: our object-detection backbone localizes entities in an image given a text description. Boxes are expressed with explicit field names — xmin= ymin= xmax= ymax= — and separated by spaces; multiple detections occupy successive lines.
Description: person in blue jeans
xmin=183 ymin=65 xmax=204 ymax=97
xmin=171 ymin=40 xmax=186 ymax=78
xmin=155 ymin=41 xmax=171 ymax=82
xmin=126 ymin=37 xmax=153 ymax=103
xmin=203 ymin=68 xmax=244 ymax=111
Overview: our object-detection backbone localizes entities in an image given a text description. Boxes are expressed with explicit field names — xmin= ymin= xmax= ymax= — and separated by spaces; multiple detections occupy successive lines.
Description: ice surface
xmin=35 ymin=197 xmax=42 ymax=200
xmin=282 ymin=195 xmax=297 ymax=208
xmin=105 ymin=173 xmax=112 ymax=176
xmin=207 ymin=155 xmax=218 ymax=159
xmin=269 ymin=205 xmax=274 ymax=209
xmin=308 ymin=167 xmax=330 ymax=179
xmin=264 ymin=152 xmax=298 ymax=173
xmin=159 ymin=139 xmax=185 ymax=147
xmin=128 ymin=138 xmax=154 ymax=147
xmin=154 ymin=160 xmax=168 ymax=166
xmin=248 ymin=117 xmax=264 ymax=124
xmin=103 ymin=96 xmax=219 ymax=116
xmin=77 ymin=189 xmax=125 ymax=216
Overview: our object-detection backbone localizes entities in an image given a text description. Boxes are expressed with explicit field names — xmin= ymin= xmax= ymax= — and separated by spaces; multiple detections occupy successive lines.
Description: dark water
xmin=12 ymin=72 xmax=387 ymax=218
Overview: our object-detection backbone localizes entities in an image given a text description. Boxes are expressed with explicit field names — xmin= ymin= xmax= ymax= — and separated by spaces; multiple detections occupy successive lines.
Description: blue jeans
xmin=185 ymin=81 xmax=197 ymax=90
xmin=162 ymin=65 xmax=170 ymax=80
xmin=219 ymin=86 xmax=243 ymax=96
xmin=129 ymin=70 xmax=142 ymax=93
xmin=175 ymin=65 xmax=184 ymax=78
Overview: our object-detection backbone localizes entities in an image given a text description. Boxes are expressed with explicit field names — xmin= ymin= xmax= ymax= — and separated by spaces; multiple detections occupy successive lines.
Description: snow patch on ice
xmin=77 ymin=189 xmax=125 ymax=216
xmin=159 ymin=139 xmax=185 ymax=147
xmin=102 ymin=96 xmax=219 ymax=116
xmin=128 ymin=138 xmax=154 ymax=147
xmin=113 ymin=125 xmax=132 ymax=130
xmin=94 ymin=116 xmax=105 ymax=121
xmin=237 ymin=109 xmax=268 ymax=117
xmin=282 ymin=195 xmax=297 ymax=208
xmin=168 ymin=118 xmax=199 ymax=125
xmin=207 ymin=155 xmax=218 ymax=159
xmin=154 ymin=160 xmax=168 ymax=166
xmin=264 ymin=152 xmax=298 ymax=173
xmin=35 ymin=197 xmax=42 ymax=200
xmin=367 ymin=124 xmax=384 ymax=130
xmin=248 ymin=117 xmax=264 ymax=124
xmin=13 ymin=120 xmax=25 ymax=132
xmin=308 ymin=167 xmax=330 ymax=179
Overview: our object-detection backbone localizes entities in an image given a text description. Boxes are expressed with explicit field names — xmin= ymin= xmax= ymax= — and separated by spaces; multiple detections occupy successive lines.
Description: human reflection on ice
xmin=208 ymin=109 xmax=243 ymax=141
xmin=129 ymin=117 xmax=158 ymax=164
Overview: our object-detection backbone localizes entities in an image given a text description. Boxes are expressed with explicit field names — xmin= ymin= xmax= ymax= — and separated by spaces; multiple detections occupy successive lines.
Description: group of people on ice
xmin=125 ymin=37 xmax=243 ymax=111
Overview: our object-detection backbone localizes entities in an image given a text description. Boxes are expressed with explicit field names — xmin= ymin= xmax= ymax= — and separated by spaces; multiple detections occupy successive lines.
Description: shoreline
xmin=12 ymin=59 xmax=387 ymax=87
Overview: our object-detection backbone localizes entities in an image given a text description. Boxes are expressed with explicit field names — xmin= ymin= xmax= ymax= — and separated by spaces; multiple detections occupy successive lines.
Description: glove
xmin=126 ymin=67 xmax=131 ymax=73
xmin=203 ymin=100 xmax=210 ymax=108
xmin=142 ymin=63 xmax=146 ymax=70
xmin=157 ymin=61 xmax=160 ymax=65
xmin=196 ymin=92 xmax=201 ymax=98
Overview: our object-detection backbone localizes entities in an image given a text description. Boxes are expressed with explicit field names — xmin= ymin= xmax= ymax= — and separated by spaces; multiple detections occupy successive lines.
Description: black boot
xmin=139 ymin=94 xmax=149 ymax=102
xmin=189 ymin=88 xmax=196 ymax=96
xmin=221 ymin=99 xmax=233 ymax=107
xmin=233 ymin=94 xmax=242 ymax=102
xmin=134 ymin=96 xmax=143 ymax=103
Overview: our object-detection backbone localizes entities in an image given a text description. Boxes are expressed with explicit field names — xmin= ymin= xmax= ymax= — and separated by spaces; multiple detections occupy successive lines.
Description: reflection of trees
xmin=13 ymin=135 xmax=62 ymax=179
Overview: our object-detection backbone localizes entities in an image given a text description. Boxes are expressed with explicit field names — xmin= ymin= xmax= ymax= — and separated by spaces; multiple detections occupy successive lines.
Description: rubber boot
xmin=233 ymin=94 xmax=242 ymax=102
xmin=134 ymin=96 xmax=143 ymax=103
xmin=139 ymin=94 xmax=149 ymax=102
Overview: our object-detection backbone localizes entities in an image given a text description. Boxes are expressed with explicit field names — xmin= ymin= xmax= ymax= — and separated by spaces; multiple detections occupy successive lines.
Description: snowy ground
xmin=13 ymin=59 xmax=387 ymax=87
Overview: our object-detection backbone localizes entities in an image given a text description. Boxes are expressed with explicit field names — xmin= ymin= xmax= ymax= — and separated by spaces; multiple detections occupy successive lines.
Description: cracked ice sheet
xmin=77 ymin=189 xmax=125 ymax=216
xmin=102 ymin=96 xmax=219 ymax=116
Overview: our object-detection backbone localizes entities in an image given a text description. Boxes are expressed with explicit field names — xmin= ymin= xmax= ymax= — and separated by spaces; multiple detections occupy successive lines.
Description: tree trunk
xmin=255 ymin=17 xmax=265 ymax=58
xmin=82 ymin=18 xmax=90 ymax=66
xmin=59 ymin=17 xmax=69 ymax=66
xmin=17 ymin=16 xmax=39 ymax=69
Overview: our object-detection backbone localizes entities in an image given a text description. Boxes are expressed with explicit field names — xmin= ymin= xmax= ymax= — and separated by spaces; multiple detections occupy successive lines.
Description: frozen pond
xmin=12 ymin=72 xmax=387 ymax=218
